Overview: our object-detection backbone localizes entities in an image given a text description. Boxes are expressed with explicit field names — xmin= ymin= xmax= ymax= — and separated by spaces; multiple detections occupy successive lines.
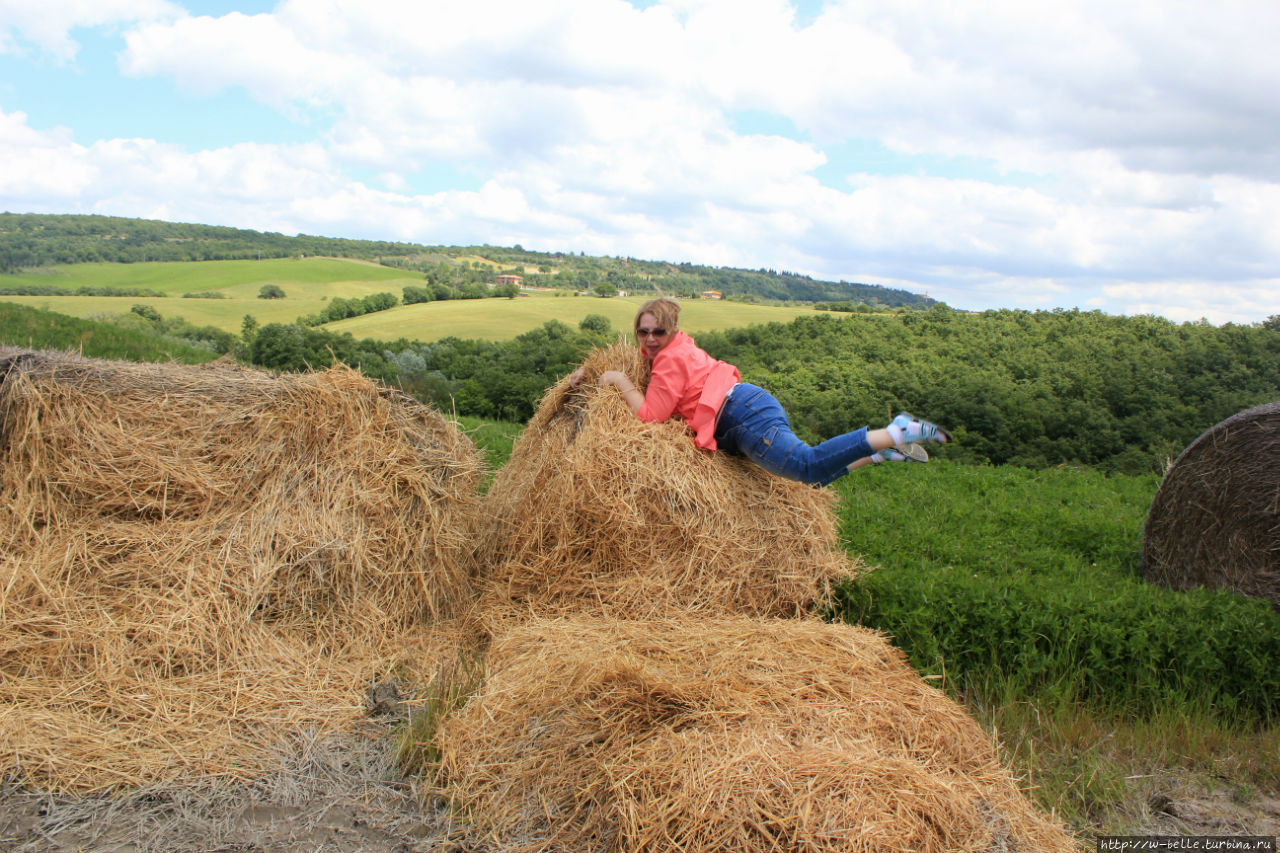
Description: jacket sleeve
xmin=635 ymin=352 xmax=687 ymax=423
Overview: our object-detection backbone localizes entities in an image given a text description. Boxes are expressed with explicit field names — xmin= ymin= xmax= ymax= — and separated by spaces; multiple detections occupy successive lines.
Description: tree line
xmin=242 ymin=306 xmax=1280 ymax=474
xmin=696 ymin=306 xmax=1280 ymax=473
xmin=1 ymin=213 xmax=926 ymax=307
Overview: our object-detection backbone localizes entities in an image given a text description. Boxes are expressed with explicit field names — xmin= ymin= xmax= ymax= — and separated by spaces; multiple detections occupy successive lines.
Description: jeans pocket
xmin=750 ymin=424 xmax=781 ymax=457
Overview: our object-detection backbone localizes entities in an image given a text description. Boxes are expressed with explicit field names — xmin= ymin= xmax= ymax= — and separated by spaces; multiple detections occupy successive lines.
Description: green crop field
xmin=0 ymin=259 xmax=822 ymax=342
xmin=0 ymin=257 xmax=425 ymax=331
xmin=325 ymin=292 xmax=820 ymax=342
xmin=2 ymin=256 xmax=414 ymax=292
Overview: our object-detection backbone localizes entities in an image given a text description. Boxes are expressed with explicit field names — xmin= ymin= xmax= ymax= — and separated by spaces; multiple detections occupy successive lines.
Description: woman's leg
xmin=716 ymin=387 xmax=948 ymax=486
xmin=715 ymin=385 xmax=877 ymax=486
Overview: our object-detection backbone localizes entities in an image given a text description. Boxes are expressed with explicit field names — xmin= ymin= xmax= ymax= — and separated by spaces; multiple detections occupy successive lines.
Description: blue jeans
xmin=713 ymin=384 xmax=873 ymax=486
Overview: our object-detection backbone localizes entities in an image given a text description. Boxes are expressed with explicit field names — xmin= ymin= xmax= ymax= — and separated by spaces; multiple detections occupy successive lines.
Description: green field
xmin=0 ymin=257 xmax=423 ymax=332
xmin=326 ymin=292 xmax=820 ymax=342
xmin=0 ymin=258 xmax=821 ymax=342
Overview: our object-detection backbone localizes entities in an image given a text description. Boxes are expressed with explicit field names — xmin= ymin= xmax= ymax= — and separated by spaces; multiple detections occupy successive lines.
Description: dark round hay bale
xmin=1141 ymin=401 xmax=1280 ymax=607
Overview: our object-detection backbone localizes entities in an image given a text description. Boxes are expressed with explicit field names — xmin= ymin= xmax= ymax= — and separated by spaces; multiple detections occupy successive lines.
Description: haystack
xmin=436 ymin=615 xmax=1078 ymax=853
xmin=477 ymin=341 xmax=863 ymax=621
xmin=0 ymin=350 xmax=485 ymax=792
xmin=1142 ymin=401 xmax=1280 ymax=608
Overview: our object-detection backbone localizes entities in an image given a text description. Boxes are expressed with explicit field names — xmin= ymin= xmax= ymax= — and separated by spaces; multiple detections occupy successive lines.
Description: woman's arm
xmin=598 ymin=370 xmax=644 ymax=414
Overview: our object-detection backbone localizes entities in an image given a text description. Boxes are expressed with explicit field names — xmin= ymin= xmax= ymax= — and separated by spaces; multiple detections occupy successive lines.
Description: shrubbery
xmin=0 ymin=302 xmax=219 ymax=364
xmin=0 ymin=283 xmax=166 ymax=297
xmin=248 ymin=323 xmax=395 ymax=380
xmin=829 ymin=461 xmax=1280 ymax=723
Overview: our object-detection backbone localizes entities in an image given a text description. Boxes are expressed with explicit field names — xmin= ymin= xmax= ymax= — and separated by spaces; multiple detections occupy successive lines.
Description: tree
xmin=361 ymin=291 xmax=398 ymax=312
xmin=403 ymin=285 xmax=433 ymax=305
xmin=594 ymin=282 xmax=618 ymax=298
xmin=579 ymin=314 xmax=612 ymax=334
xmin=258 ymin=284 xmax=286 ymax=299
xmin=249 ymin=323 xmax=308 ymax=370
xmin=130 ymin=304 xmax=162 ymax=322
xmin=241 ymin=314 xmax=259 ymax=344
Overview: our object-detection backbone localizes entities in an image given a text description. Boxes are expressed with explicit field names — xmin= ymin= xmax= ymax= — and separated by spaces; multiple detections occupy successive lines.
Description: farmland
xmin=0 ymin=257 xmax=821 ymax=342
xmin=324 ymin=292 xmax=819 ymax=341
xmin=0 ymin=257 xmax=424 ymax=332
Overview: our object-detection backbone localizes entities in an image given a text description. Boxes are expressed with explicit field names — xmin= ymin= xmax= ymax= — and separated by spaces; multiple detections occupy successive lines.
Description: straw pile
xmin=1142 ymin=401 xmax=1280 ymax=608
xmin=0 ymin=350 xmax=485 ymax=792
xmin=437 ymin=615 xmax=1078 ymax=853
xmin=477 ymin=341 xmax=863 ymax=621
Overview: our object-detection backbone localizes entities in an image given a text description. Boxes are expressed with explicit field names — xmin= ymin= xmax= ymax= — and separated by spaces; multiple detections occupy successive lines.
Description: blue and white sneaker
xmin=891 ymin=412 xmax=952 ymax=445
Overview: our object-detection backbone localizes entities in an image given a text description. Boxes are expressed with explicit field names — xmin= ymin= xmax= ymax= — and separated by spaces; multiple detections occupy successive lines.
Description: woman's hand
xmin=597 ymin=370 xmax=644 ymax=415
xmin=567 ymin=366 xmax=586 ymax=387
xmin=597 ymin=370 xmax=632 ymax=390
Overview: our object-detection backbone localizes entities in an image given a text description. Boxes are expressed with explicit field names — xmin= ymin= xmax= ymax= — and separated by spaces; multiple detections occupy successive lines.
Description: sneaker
xmin=871 ymin=445 xmax=929 ymax=463
xmin=891 ymin=411 xmax=952 ymax=444
xmin=898 ymin=442 xmax=930 ymax=462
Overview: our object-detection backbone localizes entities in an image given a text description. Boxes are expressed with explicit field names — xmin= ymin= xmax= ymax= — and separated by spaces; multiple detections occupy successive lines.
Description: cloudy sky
xmin=1 ymin=0 xmax=1277 ymax=324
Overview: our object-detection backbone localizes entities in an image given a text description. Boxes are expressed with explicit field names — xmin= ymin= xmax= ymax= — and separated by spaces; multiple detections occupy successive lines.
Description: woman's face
xmin=635 ymin=312 xmax=673 ymax=359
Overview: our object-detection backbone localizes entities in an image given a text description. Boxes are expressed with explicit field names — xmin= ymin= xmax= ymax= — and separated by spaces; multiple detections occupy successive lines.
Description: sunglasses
xmin=636 ymin=327 xmax=668 ymax=338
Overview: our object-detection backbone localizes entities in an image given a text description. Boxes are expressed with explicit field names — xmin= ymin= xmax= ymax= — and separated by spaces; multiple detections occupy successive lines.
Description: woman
xmin=569 ymin=298 xmax=951 ymax=486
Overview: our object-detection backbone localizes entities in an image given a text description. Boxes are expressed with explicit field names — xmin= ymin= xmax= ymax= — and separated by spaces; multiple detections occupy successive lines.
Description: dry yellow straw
xmin=0 ymin=351 xmax=485 ymax=792
xmin=437 ymin=615 xmax=1080 ymax=853
xmin=477 ymin=340 xmax=865 ymax=622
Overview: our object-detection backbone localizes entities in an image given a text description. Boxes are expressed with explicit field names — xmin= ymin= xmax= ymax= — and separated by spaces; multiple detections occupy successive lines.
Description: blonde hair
xmin=634 ymin=298 xmax=680 ymax=339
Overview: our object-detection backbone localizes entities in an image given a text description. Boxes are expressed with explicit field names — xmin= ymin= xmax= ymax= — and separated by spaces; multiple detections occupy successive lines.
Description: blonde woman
xmin=570 ymin=298 xmax=950 ymax=486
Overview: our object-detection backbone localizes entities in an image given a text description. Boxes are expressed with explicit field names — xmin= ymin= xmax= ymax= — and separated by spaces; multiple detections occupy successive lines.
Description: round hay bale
xmin=436 ymin=615 xmax=1078 ymax=853
xmin=1141 ymin=401 xmax=1280 ymax=607
xmin=477 ymin=341 xmax=865 ymax=621
xmin=0 ymin=350 xmax=486 ymax=791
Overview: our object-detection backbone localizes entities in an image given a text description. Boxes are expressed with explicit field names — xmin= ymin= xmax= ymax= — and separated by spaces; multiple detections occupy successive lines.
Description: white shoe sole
xmin=900 ymin=443 xmax=930 ymax=463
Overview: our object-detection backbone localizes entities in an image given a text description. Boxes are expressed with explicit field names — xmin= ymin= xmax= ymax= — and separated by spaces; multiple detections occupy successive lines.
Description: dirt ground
xmin=1133 ymin=771 xmax=1280 ymax=840
xmin=2 ymin=730 xmax=1276 ymax=852
xmin=0 ymin=725 xmax=484 ymax=853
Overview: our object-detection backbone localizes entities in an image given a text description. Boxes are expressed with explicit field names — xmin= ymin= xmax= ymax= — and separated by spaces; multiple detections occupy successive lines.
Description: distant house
xmin=701 ymin=290 xmax=723 ymax=300
xmin=495 ymin=274 xmax=523 ymax=287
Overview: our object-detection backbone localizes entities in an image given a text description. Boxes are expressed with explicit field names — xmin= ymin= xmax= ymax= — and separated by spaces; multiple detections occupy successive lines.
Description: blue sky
xmin=2 ymin=0 xmax=1278 ymax=324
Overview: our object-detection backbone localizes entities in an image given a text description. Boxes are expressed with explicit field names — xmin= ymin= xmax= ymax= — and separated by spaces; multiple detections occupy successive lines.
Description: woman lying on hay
xmin=570 ymin=297 xmax=951 ymax=487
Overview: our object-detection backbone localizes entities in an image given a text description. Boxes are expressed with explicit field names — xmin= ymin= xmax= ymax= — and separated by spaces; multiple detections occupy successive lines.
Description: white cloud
xmin=0 ymin=0 xmax=181 ymax=61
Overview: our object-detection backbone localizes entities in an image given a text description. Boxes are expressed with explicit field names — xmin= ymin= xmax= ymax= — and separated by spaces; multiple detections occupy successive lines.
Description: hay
xmin=0 ymin=350 xmax=486 ymax=792
xmin=477 ymin=341 xmax=864 ymax=620
xmin=1141 ymin=400 xmax=1280 ymax=608
xmin=436 ymin=615 xmax=1078 ymax=853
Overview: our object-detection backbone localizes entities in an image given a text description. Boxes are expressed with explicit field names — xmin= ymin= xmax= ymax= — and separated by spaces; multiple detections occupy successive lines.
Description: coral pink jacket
xmin=636 ymin=330 xmax=740 ymax=451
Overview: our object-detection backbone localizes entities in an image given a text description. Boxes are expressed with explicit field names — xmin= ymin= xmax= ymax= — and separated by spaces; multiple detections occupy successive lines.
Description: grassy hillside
xmin=327 ymin=292 xmax=820 ymax=342
xmin=0 ymin=301 xmax=221 ymax=363
xmin=2 ymin=212 xmax=933 ymax=306
xmin=0 ymin=258 xmax=423 ymax=332
xmin=2 ymin=256 xmax=412 ymax=292
xmin=0 ymin=259 xmax=823 ymax=342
